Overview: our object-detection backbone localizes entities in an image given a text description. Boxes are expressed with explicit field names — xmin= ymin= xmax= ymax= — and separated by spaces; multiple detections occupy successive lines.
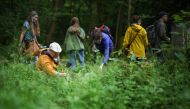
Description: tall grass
xmin=0 ymin=50 xmax=189 ymax=109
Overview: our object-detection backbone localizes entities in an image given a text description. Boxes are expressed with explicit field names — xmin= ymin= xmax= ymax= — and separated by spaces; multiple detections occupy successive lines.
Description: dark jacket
xmin=155 ymin=19 xmax=170 ymax=48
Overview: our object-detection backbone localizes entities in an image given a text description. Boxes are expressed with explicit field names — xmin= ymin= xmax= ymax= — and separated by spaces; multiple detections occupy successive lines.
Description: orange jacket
xmin=36 ymin=54 xmax=57 ymax=75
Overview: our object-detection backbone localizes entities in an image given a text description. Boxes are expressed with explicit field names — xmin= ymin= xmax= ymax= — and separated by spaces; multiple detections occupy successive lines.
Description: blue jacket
xmin=95 ymin=33 xmax=113 ymax=64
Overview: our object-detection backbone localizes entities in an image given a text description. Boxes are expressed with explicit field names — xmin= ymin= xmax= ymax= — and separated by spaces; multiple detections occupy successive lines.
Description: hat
xmin=159 ymin=11 xmax=168 ymax=18
xmin=131 ymin=15 xmax=141 ymax=23
xmin=49 ymin=42 xmax=62 ymax=53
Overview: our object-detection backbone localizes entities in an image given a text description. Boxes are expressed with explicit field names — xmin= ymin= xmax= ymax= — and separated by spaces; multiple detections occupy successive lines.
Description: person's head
xmin=131 ymin=15 xmax=141 ymax=25
xmin=93 ymin=28 xmax=102 ymax=44
xmin=159 ymin=11 xmax=168 ymax=22
xmin=100 ymin=25 xmax=110 ymax=34
xmin=70 ymin=17 xmax=79 ymax=26
xmin=28 ymin=11 xmax=40 ymax=36
xmin=49 ymin=42 xmax=62 ymax=58
xmin=28 ymin=11 xmax=39 ymax=23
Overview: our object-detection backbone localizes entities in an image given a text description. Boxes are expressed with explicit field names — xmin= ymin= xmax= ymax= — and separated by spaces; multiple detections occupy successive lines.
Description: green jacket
xmin=64 ymin=26 xmax=85 ymax=52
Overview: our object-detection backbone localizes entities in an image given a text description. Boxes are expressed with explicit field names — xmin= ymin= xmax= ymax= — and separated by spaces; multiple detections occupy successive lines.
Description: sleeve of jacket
xmin=122 ymin=28 xmax=131 ymax=48
xmin=142 ymin=29 xmax=148 ymax=48
xmin=102 ymin=38 xmax=110 ymax=64
xmin=158 ymin=23 xmax=169 ymax=40
xmin=79 ymin=28 xmax=85 ymax=39
xmin=41 ymin=57 xmax=57 ymax=76
xmin=43 ymin=62 xmax=57 ymax=75
xmin=67 ymin=26 xmax=75 ymax=33
xmin=22 ymin=21 xmax=29 ymax=32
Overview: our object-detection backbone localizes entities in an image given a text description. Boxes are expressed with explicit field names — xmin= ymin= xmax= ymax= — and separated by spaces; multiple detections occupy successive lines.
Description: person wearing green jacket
xmin=64 ymin=17 xmax=85 ymax=70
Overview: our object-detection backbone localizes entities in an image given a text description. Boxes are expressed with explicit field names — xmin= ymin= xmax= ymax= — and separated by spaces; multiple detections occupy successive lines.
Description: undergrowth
xmin=0 ymin=45 xmax=190 ymax=109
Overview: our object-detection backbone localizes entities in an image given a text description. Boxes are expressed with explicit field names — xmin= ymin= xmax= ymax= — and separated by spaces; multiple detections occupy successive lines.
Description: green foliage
xmin=0 ymin=1 xmax=190 ymax=109
xmin=172 ymin=14 xmax=184 ymax=23
xmin=0 ymin=50 xmax=189 ymax=109
xmin=0 ymin=0 xmax=190 ymax=47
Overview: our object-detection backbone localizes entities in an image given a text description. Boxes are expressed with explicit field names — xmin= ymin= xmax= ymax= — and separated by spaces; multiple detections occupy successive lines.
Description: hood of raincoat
xmin=130 ymin=24 xmax=143 ymax=32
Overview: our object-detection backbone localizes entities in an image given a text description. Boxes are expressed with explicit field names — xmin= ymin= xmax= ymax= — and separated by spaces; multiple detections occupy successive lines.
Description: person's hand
xmin=164 ymin=37 xmax=170 ymax=41
xmin=70 ymin=26 xmax=77 ymax=33
xmin=55 ymin=71 xmax=66 ymax=77
xmin=75 ymin=28 xmax=80 ymax=35
xmin=72 ymin=24 xmax=80 ymax=32
xmin=99 ymin=63 xmax=104 ymax=70
xmin=58 ymin=72 xmax=66 ymax=77
xmin=76 ymin=27 xmax=80 ymax=32
xmin=166 ymin=37 xmax=170 ymax=41
xmin=92 ymin=45 xmax=96 ymax=52
xmin=92 ymin=45 xmax=99 ymax=52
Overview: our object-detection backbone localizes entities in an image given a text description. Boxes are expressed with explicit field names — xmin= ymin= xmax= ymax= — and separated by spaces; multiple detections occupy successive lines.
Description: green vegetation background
xmin=0 ymin=0 xmax=190 ymax=109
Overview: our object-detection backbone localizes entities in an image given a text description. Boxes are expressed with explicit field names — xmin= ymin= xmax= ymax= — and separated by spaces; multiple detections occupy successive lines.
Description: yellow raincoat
xmin=123 ymin=24 xmax=148 ymax=58
xmin=36 ymin=54 xmax=57 ymax=75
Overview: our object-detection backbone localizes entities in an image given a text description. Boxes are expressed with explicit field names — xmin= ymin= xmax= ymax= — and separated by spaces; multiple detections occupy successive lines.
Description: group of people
xmin=18 ymin=11 xmax=170 ymax=76
xmin=123 ymin=11 xmax=170 ymax=60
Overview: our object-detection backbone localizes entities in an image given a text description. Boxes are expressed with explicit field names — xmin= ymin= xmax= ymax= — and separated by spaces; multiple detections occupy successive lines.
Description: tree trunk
xmin=91 ymin=1 xmax=98 ymax=27
xmin=127 ymin=0 xmax=132 ymax=26
xmin=70 ymin=2 xmax=74 ymax=16
xmin=115 ymin=4 xmax=122 ymax=48
xmin=46 ymin=0 xmax=59 ymax=43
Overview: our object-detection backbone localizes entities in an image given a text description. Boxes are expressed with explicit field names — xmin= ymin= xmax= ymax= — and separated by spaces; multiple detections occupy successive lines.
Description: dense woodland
xmin=0 ymin=0 xmax=189 ymax=47
xmin=0 ymin=0 xmax=190 ymax=109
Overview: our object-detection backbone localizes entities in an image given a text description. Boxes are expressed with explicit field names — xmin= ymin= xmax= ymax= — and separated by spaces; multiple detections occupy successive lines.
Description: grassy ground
xmin=0 ymin=50 xmax=189 ymax=109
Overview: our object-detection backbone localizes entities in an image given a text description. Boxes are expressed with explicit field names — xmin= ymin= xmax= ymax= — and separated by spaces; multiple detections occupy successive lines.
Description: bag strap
xmin=126 ymin=28 xmax=142 ymax=48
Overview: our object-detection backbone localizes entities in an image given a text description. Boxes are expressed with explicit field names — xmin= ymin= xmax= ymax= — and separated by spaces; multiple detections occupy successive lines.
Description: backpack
xmin=146 ymin=25 xmax=156 ymax=48
xmin=90 ymin=25 xmax=113 ymax=41
xmin=39 ymin=48 xmax=59 ymax=65
xmin=99 ymin=25 xmax=113 ymax=40
xmin=100 ymin=25 xmax=110 ymax=34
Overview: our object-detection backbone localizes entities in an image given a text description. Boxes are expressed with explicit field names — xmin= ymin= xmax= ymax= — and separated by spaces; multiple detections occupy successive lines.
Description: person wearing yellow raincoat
xmin=123 ymin=15 xmax=148 ymax=59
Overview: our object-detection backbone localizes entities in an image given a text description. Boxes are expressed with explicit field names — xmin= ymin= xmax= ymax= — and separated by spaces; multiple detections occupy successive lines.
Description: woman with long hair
xmin=19 ymin=11 xmax=41 ymax=62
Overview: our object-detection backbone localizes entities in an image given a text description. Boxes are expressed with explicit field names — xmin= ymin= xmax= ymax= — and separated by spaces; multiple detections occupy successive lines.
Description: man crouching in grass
xmin=36 ymin=42 xmax=66 ymax=76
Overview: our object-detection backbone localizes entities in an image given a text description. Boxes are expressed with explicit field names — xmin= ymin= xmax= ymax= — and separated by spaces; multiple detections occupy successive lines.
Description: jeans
xmin=69 ymin=49 xmax=84 ymax=70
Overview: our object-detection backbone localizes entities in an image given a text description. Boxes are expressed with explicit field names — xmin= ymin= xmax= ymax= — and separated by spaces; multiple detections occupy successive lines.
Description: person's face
xmin=73 ymin=21 xmax=79 ymax=27
xmin=51 ymin=51 xmax=60 ymax=58
xmin=32 ymin=15 xmax=38 ymax=23
xmin=163 ymin=15 xmax=168 ymax=22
